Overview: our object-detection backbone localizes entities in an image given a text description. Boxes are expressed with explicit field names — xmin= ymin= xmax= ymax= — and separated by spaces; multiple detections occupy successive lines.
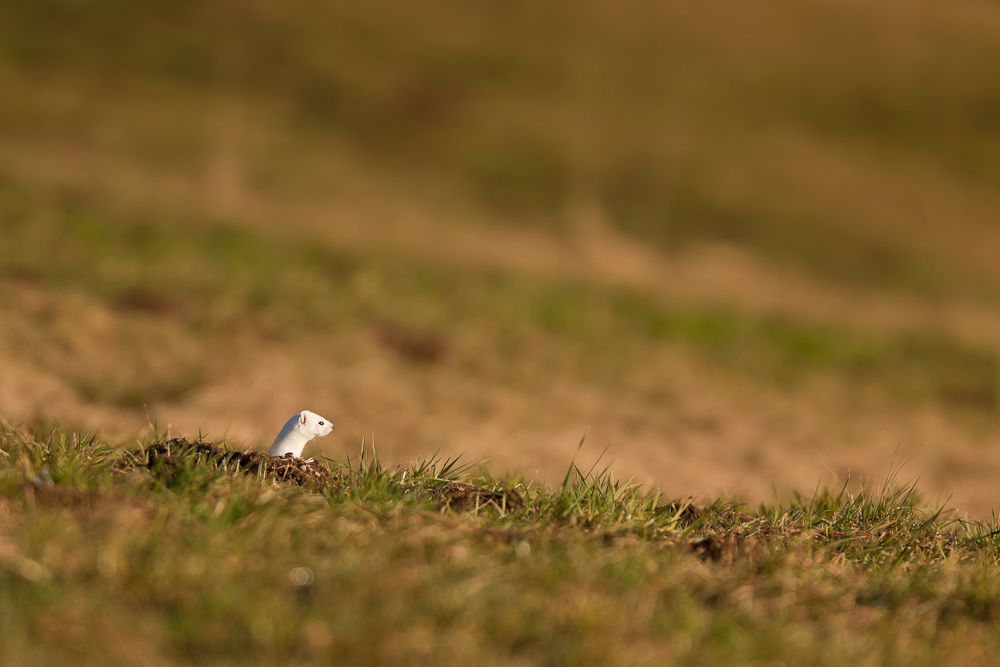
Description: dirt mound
xmin=429 ymin=480 xmax=525 ymax=513
xmin=125 ymin=439 xmax=524 ymax=512
xmin=129 ymin=438 xmax=341 ymax=492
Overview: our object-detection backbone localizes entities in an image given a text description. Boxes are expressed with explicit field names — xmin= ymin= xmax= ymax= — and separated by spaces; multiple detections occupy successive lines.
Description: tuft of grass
xmin=0 ymin=419 xmax=118 ymax=494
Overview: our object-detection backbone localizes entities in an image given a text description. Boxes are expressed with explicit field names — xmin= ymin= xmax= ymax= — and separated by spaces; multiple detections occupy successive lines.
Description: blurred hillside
xmin=3 ymin=0 xmax=1000 ymax=513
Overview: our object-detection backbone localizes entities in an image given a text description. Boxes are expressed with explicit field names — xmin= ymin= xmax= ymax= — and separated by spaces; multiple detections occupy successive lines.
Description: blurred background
xmin=3 ymin=0 xmax=1000 ymax=514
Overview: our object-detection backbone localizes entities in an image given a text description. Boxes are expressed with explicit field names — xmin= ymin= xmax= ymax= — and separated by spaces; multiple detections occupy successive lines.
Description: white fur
xmin=268 ymin=410 xmax=334 ymax=458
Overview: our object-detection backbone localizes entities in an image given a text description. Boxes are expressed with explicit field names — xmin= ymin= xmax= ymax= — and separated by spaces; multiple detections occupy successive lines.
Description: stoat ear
xmin=299 ymin=411 xmax=308 ymax=426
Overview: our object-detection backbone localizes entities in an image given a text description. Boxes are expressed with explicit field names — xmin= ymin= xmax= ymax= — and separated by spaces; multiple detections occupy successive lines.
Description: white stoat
xmin=268 ymin=410 xmax=334 ymax=458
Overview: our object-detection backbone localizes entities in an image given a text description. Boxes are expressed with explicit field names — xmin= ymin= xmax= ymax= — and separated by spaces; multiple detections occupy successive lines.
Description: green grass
xmin=2 ymin=179 xmax=996 ymax=412
xmin=3 ymin=420 xmax=1000 ymax=666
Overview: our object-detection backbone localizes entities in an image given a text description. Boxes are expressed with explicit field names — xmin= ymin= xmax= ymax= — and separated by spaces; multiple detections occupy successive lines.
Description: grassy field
xmin=4 ymin=0 xmax=1000 ymax=662
xmin=4 ymin=0 xmax=1000 ymax=510
xmin=4 ymin=421 xmax=1000 ymax=666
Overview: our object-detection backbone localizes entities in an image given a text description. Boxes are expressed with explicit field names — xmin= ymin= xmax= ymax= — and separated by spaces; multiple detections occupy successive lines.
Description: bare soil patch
xmin=427 ymin=480 xmax=525 ymax=514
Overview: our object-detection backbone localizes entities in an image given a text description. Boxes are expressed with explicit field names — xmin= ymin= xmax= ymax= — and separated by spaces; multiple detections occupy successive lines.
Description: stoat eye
xmin=318 ymin=421 xmax=324 ymax=425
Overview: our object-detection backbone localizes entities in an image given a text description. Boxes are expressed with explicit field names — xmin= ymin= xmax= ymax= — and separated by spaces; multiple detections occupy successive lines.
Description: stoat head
xmin=295 ymin=410 xmax=334 ymax=439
